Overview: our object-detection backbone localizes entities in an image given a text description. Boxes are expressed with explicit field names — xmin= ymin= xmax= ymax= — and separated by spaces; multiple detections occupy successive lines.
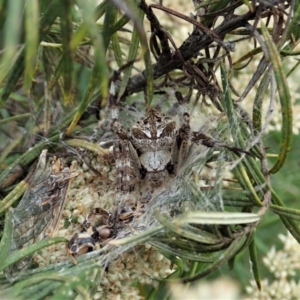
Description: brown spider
xmin=110 ymin=88 xmax=250 ymax=227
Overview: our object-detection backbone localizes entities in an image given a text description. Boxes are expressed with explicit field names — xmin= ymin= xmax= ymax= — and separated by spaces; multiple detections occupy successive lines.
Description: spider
xmin=110 ymin=86 xmax=250 ymax=230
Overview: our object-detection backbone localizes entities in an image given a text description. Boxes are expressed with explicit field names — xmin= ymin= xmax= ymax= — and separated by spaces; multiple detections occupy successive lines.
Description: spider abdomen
xmin=140 ymin=150 xmax=171 ymax=172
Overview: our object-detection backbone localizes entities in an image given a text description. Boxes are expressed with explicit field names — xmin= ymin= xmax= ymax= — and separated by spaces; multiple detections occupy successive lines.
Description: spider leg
xmin=109 ymin=63 xmax=148 ymax=234
xmin=192 ymin=132 xmax=251 ymax=156
xmin=109 ymin=69 xmax=141 ymax=236
xmin=113 ymin=138 xmax=142 ymax=235
xmin=175 ymin=91 xmax=251 ymax=157
xmin=175 ymin=91 xmax=190 ymax=129
xmin=168 ymin=91 xmax=193 ymax=173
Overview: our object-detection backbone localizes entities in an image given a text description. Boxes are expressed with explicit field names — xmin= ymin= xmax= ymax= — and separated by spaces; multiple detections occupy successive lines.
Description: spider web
xmin=1 ymin=70 xmax=276 ymax=298
xmin=93 ymin=85 xmax=272 ymax=272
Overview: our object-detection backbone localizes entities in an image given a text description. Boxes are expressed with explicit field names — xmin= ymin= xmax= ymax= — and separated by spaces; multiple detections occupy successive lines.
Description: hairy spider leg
xmin=109 ymin=79 xmax=141 ymax=235
xmin=175 ymin=91 xmax=191 ymax=130
xmin=175 ymin=90 xmax=250 ymax=157
xmin=168 ymin=91 xmax=193 ymax=172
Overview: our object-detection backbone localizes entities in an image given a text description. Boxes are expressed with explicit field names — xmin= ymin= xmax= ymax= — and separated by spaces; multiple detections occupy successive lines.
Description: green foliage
xmin=0 ymin=0 xmax=300 ymax=299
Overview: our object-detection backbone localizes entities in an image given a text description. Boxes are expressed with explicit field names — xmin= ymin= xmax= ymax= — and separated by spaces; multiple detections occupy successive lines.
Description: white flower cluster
xmin=245 ymin=232 xmax=300 ymax=300
xmin=95 ymin=244 xmax=172 ymax=299
xmin=170 ymin=277 xmax=240 ymax=300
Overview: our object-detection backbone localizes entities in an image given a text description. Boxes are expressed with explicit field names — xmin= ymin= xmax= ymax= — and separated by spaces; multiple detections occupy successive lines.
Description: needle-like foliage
xmin=0 ymin=0 xmax=300 ymax=299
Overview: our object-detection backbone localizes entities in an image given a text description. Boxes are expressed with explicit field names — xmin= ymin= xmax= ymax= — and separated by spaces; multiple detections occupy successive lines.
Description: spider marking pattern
xmin=5 ymin=150 xmax=77 ymax=280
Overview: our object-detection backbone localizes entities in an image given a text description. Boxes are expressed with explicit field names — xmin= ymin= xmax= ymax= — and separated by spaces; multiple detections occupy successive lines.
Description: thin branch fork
xmin=124 ymin=10 xmax=256 ymax=98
